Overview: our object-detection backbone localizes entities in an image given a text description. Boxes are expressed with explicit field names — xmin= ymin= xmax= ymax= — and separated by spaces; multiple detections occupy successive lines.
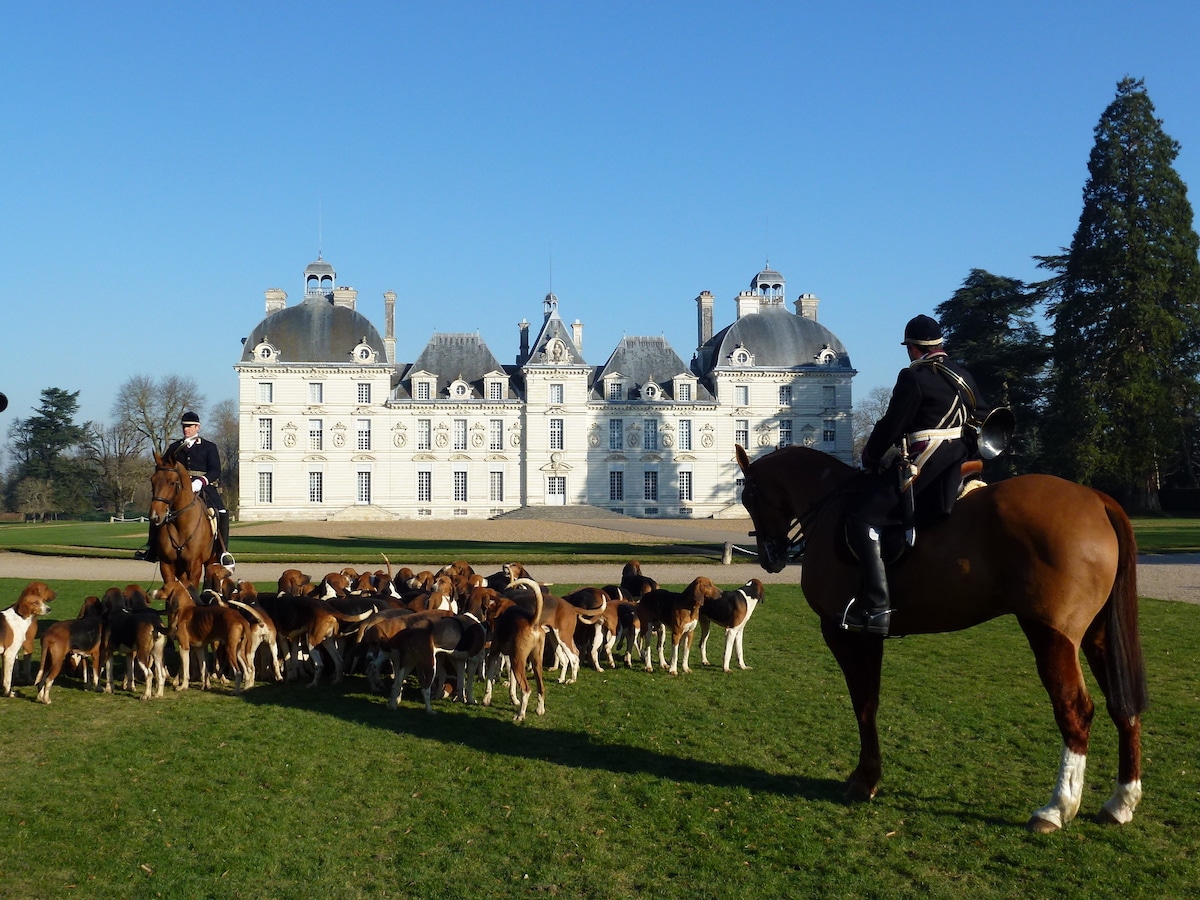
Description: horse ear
xmin=154 ymin=450 xmax=164 ymax=466
xmin=735 ymin=444 xmax=751 ymax=475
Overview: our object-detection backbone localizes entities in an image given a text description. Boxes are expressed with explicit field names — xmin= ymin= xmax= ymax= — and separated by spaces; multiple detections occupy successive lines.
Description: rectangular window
xmin=257 ymin=471 xmax=273 ymax=504
xmin=823 ymin=385 xmax=836 ymax=408
xmin=356 ymin=418 xmax=371 ymax=451
xmin=609 ymin=419 xmax=623 ymax=451
xmin=607 ymin=380 xmax=622 ymax=401
xmin=735 ymin=419 xmax=749 ymax=449
xmin=609 ymin=470 xmax=624 ymax=502
xmin=258 ymin=418 xmax=272 ymax=451
xmin=779 ymin=419 xmax=793 ymax=448
xmin=308 ymin=471 xmax=323 ymax=503
xmin=454 ymin=470 xmax=468 ymax=502
xmin=677 ymin=382 xmax=692 ymax=402
xmin=357 ymin=471 xmax=371 ymax=504
xmin=779 ymin=385 xmax=792 ymax=406
xmin=735 ymin=385 xmax=749 ymax=406
xmin=417 ymin=419 xmax=431 ymax=450
xmin=549 ymin=383 xmax=564 ymax=405
xmin=643 ymin=419 xmax=658 ymax=451
xmin=644 ymin=470 xmax=658 ymax=501
xmin=453 ymin=418 xmax=467 ymax=450
xmin=258 ymin=382 xmax=273 ymax=403
xmin=308 ymin=382 xmax=323 ymax=404
xmin=417 ymin=470 xmax=432 ymax=502
xmin=679 ymin=470 xmax=693 ymax=502
xmin=549 ymin=418 xmax=564 ymax=450
xmin=488 ymin=380 xmax=504 ymax=401
xmin=489 ymin=471 xmax=504 ymax=502
xmin=823 ymin=418 xmax=837 ymax=444
xmin=309 ymin=419 xmax=323 ymax=451
xmin=489 ymin=418 xmax=504 ymax=450
xmin=678 ymin=419 xmax=692 ymax=451
xmin=357 ymin=382 xmax=371 ymax=404
xmin=416 ymin=381 xmax=431 ymax=401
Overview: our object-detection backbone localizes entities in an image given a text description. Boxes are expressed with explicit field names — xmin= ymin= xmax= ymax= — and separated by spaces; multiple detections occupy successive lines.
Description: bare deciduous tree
xmin=209 ymin=398 xmax=240 ymax=517
xmin=85 ymin=421 xmax=153 ymax=518
xmin=112 ymin=374 xmax=204 ymax=454
xmin=852 ymin=385 xmax=894 ymax=461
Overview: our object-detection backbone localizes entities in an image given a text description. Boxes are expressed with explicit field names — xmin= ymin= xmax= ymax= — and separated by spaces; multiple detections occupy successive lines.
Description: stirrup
xmin=840 ymin=600 xmax=892 ymax=636
xmin=219 ymin=552 xmax=236 ymax=569
xmin=133 ymin=546 xmax=154 ymax=562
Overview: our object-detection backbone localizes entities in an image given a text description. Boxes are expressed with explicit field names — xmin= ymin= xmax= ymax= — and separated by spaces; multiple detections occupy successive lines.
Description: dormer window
xmin=352 ymin=340 xmax=376 ymax=363
xmin=414 ymin=378 xmax=434 ymax=401
xmin=816 ymin=345 xmax=837 ymax=365
xmin=450 ymin=379 xmax=471 ymax=399
xmin=641 ymin=382 xmax=661 ymax=401
xmin=607 ymin=379 xmax=624 ymax=401
xmin=252 ymin=340 xmax=279 ymax=363
xmin=729 ymin=344 xmax=754 ymax=367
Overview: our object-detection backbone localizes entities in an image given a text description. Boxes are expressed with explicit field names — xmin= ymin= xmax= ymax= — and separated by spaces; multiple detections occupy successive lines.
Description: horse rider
xmin=135 ymin=410 xmax=235 ymax=569
xmin=841 ymin=314 xmax=981 ymax=636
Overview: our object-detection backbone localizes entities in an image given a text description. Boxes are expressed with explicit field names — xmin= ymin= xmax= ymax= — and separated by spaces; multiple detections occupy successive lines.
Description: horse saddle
xmin=840 ymin=460 xmax=988 ymax=567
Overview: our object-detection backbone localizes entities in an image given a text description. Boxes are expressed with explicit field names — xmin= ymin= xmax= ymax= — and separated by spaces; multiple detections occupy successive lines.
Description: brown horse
xmin=735 ymin=444 xmax=1147 ymax=832
xmin=149 ymin=450 xmax=216 ymax=588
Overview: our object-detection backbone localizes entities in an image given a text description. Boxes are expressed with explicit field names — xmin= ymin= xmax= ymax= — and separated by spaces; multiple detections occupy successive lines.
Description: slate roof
xmin=592 ymin=335 xmax=714 ymax=401
xmin=240 ymin=294 xmax=387 ymax=364
xmin=398 ymin=332 xmax=511 ymax=399
xmin=693 ymin=307 xmax=853 ymax=376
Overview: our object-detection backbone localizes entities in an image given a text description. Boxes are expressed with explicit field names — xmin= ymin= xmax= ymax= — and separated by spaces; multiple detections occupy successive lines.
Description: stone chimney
xmin=383 ymin=291 xmax=396 ymax=364
xmin=796 ymin=293 xmax=819 ymax=321
xmin=332 ymin=285 xmax=358 ymax=310
xmin=517 ymin=318 xmax=530 ymax=366
xmin=264 ymin=288 xmax=287 ymax=315
xmin=696 ymin=291 xmax=714 ymax=346
xmin=735 ymin=290 xmax=760 ymax=319
xmin=572 ymin=319 xmax=584 ymax=354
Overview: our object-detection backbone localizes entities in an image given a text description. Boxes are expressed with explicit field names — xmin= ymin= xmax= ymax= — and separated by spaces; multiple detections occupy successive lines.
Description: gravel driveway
xmin=1 ymin=514 xmax=1195 ymax=604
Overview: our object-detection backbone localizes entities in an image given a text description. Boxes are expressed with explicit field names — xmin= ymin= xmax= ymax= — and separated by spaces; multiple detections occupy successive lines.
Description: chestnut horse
xmin=735 ymin=444 xmax=1147 ymax=832
xmin=149 ymin=450 xmax=216 ymax=588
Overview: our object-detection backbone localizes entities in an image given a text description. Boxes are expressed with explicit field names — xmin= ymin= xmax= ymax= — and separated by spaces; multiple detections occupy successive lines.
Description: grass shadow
xmin=238 ymin=678 xmax=845 ymax=803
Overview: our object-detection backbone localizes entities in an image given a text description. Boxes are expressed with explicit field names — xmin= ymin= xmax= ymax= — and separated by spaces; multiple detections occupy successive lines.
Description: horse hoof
xmin=1095 ymin=807 xmax=1125 ymax=826
xmin=843 ymin=780 xmax=879 ymax=803
xmin=1026 ymin=816 xmax=1060 ymax=834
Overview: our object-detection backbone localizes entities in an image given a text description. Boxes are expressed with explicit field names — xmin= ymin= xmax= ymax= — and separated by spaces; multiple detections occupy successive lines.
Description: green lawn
xmin=1 ymin=575 xmax=1196 ymax=899
xmin=0 ymin=520 xmax=719 ymax=566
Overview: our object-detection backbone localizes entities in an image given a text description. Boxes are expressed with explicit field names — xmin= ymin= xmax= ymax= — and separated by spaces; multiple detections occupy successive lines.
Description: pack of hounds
xmin=1 ymin=561 xmax=764 ymax=724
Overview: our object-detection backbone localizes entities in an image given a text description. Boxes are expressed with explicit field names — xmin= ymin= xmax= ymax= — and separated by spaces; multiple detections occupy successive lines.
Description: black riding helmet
xmin=901 ymin=314 xmax=943 ymax=348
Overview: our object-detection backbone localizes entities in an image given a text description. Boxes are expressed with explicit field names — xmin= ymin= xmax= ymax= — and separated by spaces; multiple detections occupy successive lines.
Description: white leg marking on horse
xmin=1101 ymin=780 xmax=1142 ymax=825
xmin=1033 ymin=746 xmax=1087 ymax=829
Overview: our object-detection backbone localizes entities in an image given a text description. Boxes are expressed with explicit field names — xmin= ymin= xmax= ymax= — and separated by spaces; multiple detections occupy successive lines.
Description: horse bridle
xmin=151 ymin=464 xmax=205 ymax=552
xmin=746 ymin=472 xmax=846 ymax=566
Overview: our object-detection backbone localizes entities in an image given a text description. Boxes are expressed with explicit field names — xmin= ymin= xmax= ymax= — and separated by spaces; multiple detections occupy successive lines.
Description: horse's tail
xmin=1098 ymin=490 xmax=1149 ymax=719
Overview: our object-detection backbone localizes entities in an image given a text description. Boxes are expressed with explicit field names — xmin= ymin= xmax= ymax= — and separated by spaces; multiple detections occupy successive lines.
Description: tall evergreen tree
xmin=1045 ymin=77 xmax=1200 ymax=509
xmin=935 ymin=269 xmax=1050 ymax=476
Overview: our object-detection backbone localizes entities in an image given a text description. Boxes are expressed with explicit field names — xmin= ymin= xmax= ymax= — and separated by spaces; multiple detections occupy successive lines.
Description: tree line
xmin=856 ymin=78 xmax=1200 ymax=513
xmin=1 ymin=376 xmax=238 ymax=522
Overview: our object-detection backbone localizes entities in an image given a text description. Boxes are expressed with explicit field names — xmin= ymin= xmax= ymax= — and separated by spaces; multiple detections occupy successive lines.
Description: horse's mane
xmin=759 ymin=444 xmax=856 ymax=478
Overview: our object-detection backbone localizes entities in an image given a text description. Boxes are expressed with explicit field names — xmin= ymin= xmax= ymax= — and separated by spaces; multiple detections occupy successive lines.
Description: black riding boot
xmin=217 ymin=510 xmax=235 ymax=569
xmin=134 ymin=524 xmax=160 ymax=563
xmin=841 ymin=518 xmax=892 ymax=636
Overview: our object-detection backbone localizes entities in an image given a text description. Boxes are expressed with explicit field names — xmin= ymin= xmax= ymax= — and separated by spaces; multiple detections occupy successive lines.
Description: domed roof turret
xmin=241 ymin=260 xmax=386 ymax=364
xmin=693 ymin=307 xmax=852 ymax=374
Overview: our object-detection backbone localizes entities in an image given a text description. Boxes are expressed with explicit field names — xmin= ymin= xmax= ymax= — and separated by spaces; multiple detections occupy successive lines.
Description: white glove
xmin=191 ymin=478 xmax=205 ymax=493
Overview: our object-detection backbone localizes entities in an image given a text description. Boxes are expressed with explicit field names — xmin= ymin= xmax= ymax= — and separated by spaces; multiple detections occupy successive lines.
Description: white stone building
xmin=235 ymin=258 xmax=856 ymax=521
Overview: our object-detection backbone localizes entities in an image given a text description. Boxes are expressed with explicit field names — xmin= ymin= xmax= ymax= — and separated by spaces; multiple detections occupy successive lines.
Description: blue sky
xmin=3 ymin=2 xmax=1199 ymax=433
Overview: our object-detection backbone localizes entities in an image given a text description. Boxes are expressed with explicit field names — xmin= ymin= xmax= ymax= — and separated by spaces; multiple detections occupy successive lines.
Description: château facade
xmin=235 ymin=258 xmax=856 ymax=521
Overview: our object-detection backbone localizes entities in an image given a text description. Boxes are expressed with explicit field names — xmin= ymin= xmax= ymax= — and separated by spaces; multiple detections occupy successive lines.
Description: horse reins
xmin=151 ymin=465 xmax=205 ymax=552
